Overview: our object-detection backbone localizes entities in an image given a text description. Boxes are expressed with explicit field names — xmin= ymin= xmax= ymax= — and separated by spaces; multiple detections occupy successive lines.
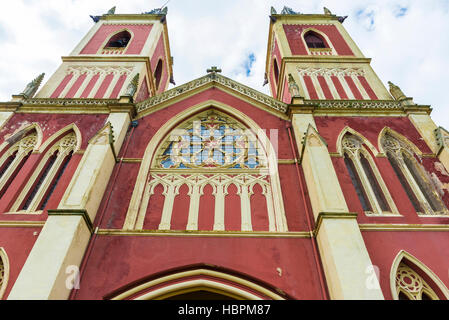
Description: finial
xmin=388 ymin=81 xmax=406 ymax=101
xmin=270 ymin=6 xmax=277 ymax=15
xmin=125 ymin=73 xmax=139 ymax=98
xmin=107 ymin=6 xmax=116 ymax=15
xmin=263 ymin=73 xmax=268 ymax=86
xmin=324 ymin=7 xmax=332 ymax=15
xmin=280 ymin=6 xmax=300 ymax=15
xmin=288 ymin=74 xmax=300 ymax=97
xmin=20 ymin=73 xmax=45 ymax=98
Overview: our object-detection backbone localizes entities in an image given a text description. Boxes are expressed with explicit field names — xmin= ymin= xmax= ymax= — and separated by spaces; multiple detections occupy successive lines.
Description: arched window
xmin=126 ymin=108 xmax=287 ymax=232
xmin=0 ymin=248 xmax=9 ymax=300
xmin=0 ymin=130 xmax=37 ymax=199
xmin=304 ymin=31 xmax=327 ymax=49
xmin=391 ymin=251 xmax=449 ymax=300
xmin=11 ymin=132 xmax=77 ymax=213
xmin=104 ymin=30 xmax=131 ymax=49
xmin=273 ymin=58 xmax=279 ymax=86
xmin=395 ymin=262 xmax=439 ymax=300
xmin=154 ymin=59 xmax=163 ymax=90
xmin=382 ymin=133 xmax=447 ymax=215
xmin=342 ymin=133 xmax=396 ymax=215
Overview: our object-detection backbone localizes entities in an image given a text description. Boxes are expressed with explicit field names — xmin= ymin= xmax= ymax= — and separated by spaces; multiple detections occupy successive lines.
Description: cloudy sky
xmin=1 ymin=0 xmax=449 ymax=129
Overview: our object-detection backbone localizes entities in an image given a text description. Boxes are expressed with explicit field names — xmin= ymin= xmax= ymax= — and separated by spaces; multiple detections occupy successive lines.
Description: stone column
xmin=291 ymin=111 xmax=384 ymax=300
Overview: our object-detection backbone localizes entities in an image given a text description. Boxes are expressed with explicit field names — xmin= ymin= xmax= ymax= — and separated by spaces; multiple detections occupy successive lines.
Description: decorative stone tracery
xmin=395 ymin=264 xmax=438 ymax=300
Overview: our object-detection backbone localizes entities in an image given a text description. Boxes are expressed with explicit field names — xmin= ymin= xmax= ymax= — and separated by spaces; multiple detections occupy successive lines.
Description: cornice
xmin=288 ymin=99 xmax=431 ymax=118
xmin=61 ymin=56 xmax=150 ymax=63
xmin=97 ymin=229 xmax=311 ymax=238
xmin=136 ymin=73 xmax=289 ymax=115
xmin=283 ymin=56 xmax=372 ymax=64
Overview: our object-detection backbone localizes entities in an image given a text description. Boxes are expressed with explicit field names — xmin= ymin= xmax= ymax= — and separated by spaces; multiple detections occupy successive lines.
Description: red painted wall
xmin=80 ymin=24 xmax=153 ymax=55
xmin=73 ymin=236 xmax=324 ymax=300
xmin=0 ymin=227 xmax=42 ymax=299
xmin=283 ymin=24 xmax=354 ymax=56
xmin=362 ymin=231 xmax=449 ymax=299
xmin=150 ymin=34 xmax=169 ymax=94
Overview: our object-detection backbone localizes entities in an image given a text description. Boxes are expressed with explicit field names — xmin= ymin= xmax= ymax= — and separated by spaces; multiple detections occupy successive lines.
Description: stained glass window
xmin=157 ymin=111 xmax=266 ymax=169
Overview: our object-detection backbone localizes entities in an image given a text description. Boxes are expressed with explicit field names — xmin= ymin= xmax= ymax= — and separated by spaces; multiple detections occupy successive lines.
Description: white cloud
xmin=1 ymin=0 xmax=448 ymax=129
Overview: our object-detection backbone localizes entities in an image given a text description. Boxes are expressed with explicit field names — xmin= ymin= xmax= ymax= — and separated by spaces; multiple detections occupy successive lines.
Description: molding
xmin=359 ymin=224 xmax=449 ymax=232
xmin=0 ymin=221 xmax=45 ymax=228
xmin=47 ymin=209 xmax=93 ymax=234
xmin=98 ymin=229 xmax=311 ymax=238
xmin=313 ymin=212 xmax=358 ymax=237
xmin=136 ymin=73 xmax=289 ymax=115
xmin=120 ymin=158 xmax=143 ymax=163
xmin=277 ymin=159 xmax=296 ymax=164
xmin=283 ymin=56 xmax=372 ymax=64
xmin=109 ymin=268 xmax=287 ymax=300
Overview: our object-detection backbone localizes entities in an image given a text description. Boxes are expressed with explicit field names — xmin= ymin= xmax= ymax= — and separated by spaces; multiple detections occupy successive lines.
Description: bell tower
xmin=265 ymin=6 xmax=391 ymax=103
xmin=35 ymin=7 xmax=174 ymax=101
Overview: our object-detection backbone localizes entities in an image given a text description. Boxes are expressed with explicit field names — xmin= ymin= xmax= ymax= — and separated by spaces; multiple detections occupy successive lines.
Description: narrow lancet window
xmin=342 ymin=133 xmax=395 ymax=215
xmin=382 ymin=133 xmax=447 ymax=215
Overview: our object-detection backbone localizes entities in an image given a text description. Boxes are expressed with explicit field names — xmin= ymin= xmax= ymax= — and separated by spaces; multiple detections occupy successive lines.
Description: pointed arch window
xmin=382 ymin=133 xmax=448 ymax=215
xmin=0 ymin=130 xmax=37 ymax=199
xmin=395 ymin=263 xmax=439 ymax=300
xmin=0 ymin=248 xmax=9 ymax=300
xmin=273 ymin=58 xmax=280 ymax=87
xmin=11 ymin=132 xmax=77 ymax=213
xmin=154 ymin=59 xmax=163 ymax=91
xmin=342 ymin=133 xmax=397 ymax=215
xmin=131 ymin=109 xmax=287 ymax=233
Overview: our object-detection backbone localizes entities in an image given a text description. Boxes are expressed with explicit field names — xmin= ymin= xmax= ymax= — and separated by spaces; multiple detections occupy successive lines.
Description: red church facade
xmin=0 ymin=6 xmax=448 ymax=300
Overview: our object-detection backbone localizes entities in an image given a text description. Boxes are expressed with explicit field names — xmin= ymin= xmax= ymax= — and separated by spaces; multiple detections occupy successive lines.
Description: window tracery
xmin=156 ymin=111 xmax=266 ymax=170
xmin=0 ymin=131 xmax=37 ymax=198
xmin=342 ymin=133 xmax=397 ymax=215
xmin=382 ymin=133 xmax=447 ymax=215
xmin=11 ymin=132 xmax=77 ymax=213
xmin=137 ymin=109 xmax=285 ymax=232
xmin=395 ymin=263 xmax=438 ymax=300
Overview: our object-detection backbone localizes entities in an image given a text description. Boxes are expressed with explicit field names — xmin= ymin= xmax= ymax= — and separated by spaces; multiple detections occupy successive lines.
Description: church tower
xmin=35 ymin=7 xmax=174 ymax=101
xmin=265 ymin=6 xmax=391 ymax=103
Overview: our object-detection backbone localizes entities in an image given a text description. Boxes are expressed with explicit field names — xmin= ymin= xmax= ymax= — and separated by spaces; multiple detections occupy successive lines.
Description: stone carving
xmin=324 ymin=7 xmax=332 ymax=15
xmin=20 ymin=73 xmax=45 ymax=98
xmin=142 ymin=7 xmax=168 ymax=15
xmin=435 ymin=162 xmax=449 ymax=177
xmin=25 ymin=98 xmax=117 ymax=106
xmin=136 ymin=73 xmax=288 ymax=114
xmin=315 ymin=100 xmax=402 ymax=109
xmin=125 ymin=73 xmax=139 ymax=97
xmin=66 ymin=65 xmax=133 ymax=76
xmin=107 ymin=6 xmax=116 ymax=15
xmin=298 ymin=67 xmax=365 ymax=77
xmin=287 ymin=74 xmax=300 ymax=97
xmin=388 ymin=81 xmax=406 ymax=101
xmin=396 ymin=264 xmax=437 ymax=300
xmin=280 ymin=6 xmax=300 ymax=15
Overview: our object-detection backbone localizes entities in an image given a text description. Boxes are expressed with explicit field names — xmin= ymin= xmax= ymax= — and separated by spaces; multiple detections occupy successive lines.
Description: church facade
xmin=1 ymin=6 xmax=449 ymax=300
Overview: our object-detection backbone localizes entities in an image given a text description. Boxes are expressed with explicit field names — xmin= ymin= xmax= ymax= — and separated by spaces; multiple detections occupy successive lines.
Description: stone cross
xmin=207 ymin=66 xmax=222 ymax=74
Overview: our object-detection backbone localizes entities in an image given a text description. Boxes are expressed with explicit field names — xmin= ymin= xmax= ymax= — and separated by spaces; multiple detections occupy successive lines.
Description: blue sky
xmin=1 ymin=0 xmax=449 ymax=129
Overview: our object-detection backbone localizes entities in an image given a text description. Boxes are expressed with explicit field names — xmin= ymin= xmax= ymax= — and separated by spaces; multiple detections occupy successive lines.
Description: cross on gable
xmin=207 ymin=66 xmax=222 ymax=73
